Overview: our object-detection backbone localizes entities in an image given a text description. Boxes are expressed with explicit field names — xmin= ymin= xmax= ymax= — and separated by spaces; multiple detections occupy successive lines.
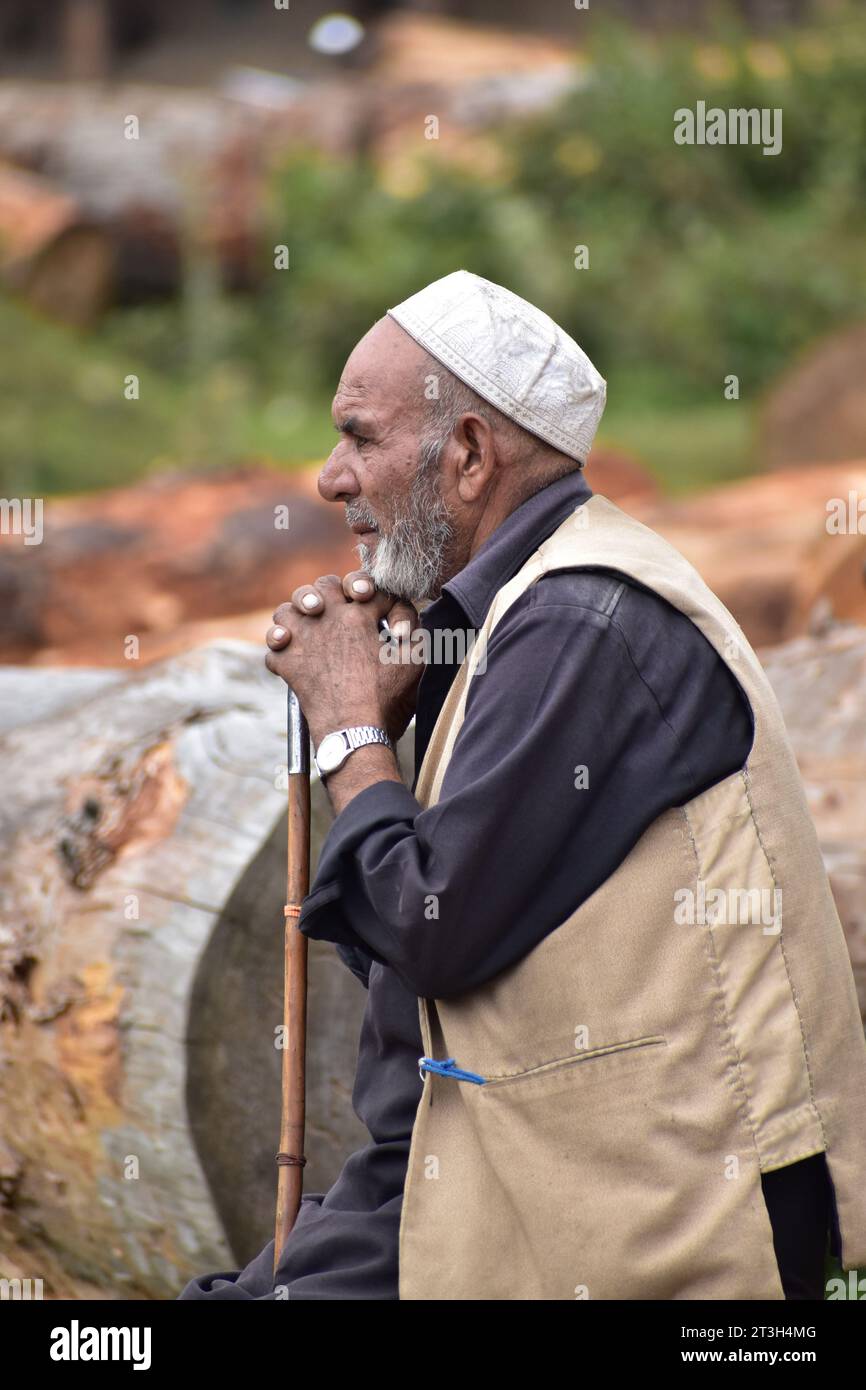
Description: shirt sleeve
xmin=175 ymin=1195 xmax=327 ymax=1300
xmin=298 ymin=570 xmax=754 ymax=1000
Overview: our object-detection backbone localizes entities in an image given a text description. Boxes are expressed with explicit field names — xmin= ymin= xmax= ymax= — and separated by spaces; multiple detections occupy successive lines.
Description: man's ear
xmin=452 ymin=413 xmax=496 ymax=501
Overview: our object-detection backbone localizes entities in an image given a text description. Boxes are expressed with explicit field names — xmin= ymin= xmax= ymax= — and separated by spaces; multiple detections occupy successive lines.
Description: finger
xmin=264 ymin=647 xmax=292 ymax=684
xmin=289 ymin=585 xmax=324 ymax=615
xmin=341 ymin=570 xmax=376 ymax=602
xmin=266 ymin=623 xmax=291 ymax=650
xmin=273 ymin=600 xmax=298 ymax=628
xmin=360 ymin=587 xmax=410 ymax=624
xmin=386 ymin=600 xmax=420 ymax=641
xmin=284 ymin=582 xmax=326 ymax=616
xmin=293 ymin=574 xmax=345 ymax=615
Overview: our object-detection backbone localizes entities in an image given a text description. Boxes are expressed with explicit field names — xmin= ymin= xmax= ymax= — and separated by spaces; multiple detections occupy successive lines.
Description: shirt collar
xmin=424 ymin=468 xmax=593 ymax=631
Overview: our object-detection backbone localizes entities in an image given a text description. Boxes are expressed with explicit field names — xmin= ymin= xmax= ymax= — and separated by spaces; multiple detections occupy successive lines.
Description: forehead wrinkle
xmin=332 ymin=381 xmax=375 ymax=426
xmin=333 ymin=380 xmax=407 ymax=437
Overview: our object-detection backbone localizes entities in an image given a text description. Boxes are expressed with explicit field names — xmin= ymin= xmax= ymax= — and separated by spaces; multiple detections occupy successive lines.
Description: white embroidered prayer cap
xmin=387 ymin=269 xmax=606 ymax=464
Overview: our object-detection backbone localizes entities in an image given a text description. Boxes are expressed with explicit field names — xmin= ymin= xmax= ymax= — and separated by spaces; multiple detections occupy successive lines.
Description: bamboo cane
xmin=274 ymin=688 xmax=310 ymax=1274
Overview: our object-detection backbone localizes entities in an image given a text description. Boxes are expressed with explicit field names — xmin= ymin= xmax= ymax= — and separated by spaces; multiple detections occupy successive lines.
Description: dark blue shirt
xmin=177 ymin=469 xmax=758 ymax=1300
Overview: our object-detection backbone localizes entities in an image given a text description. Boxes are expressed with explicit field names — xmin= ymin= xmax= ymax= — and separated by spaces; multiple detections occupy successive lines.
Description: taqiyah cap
xmin=387 ymin=269 xmax=606 ymax=463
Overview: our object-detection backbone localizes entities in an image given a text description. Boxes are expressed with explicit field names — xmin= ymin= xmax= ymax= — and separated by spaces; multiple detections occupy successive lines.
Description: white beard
xmin=347 ymin=450 xmax=454 ymax=603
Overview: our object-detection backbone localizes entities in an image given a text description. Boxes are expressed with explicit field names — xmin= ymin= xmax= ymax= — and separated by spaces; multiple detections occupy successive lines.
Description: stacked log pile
xmin=2 ymin=458 xmax=863 ymax=666
xmin=0 ymin=13 xmax=581 ymax=311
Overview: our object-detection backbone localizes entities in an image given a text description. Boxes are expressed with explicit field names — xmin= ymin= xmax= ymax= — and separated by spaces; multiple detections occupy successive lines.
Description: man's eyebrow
xmin=334 ymin=413 xmax=374 ymax=436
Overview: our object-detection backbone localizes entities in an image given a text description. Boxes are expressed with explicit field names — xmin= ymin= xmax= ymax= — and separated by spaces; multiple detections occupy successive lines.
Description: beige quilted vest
xmin=398 ymin=493 xmax=866 ymax=1300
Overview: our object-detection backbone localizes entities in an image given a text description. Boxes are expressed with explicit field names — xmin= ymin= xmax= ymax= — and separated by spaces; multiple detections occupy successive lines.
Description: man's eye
xmin=336 ymin=425 xmax=370 ymax=448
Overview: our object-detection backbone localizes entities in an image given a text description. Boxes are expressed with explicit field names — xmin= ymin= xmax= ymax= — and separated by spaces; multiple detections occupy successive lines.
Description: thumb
xmin=384 ymin=600 xmax=420 ymax=640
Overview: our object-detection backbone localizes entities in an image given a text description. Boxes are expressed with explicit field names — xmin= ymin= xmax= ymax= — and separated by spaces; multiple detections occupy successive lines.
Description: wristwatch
xmin=314 ymin=725 xmax=393 ymax=780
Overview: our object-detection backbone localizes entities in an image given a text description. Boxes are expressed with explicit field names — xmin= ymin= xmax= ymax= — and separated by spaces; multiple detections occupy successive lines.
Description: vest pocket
xmin=480 ymin=1033 xmax=667 ymax=1087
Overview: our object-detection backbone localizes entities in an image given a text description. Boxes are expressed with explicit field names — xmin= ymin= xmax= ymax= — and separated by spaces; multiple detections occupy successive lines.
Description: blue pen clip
xmin=418 ymin=1056 xmax=486 ymax=1085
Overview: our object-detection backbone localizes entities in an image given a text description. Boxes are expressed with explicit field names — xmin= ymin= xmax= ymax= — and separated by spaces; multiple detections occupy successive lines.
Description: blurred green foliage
xmin=3 ymin=4 xmax=864 ymax=497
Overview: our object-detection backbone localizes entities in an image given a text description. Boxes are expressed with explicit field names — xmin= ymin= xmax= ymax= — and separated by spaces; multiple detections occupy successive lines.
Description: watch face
xmin=316 ymin=732 xmax=347 ymax=774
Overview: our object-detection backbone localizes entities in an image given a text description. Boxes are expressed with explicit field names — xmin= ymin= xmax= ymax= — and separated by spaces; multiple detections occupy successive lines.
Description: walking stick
xmin=274 ymin=687 xmax=310 ymax=1273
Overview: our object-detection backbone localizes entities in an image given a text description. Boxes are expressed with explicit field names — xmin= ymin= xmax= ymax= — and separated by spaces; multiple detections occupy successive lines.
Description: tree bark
xmin=0 ymin=640 xmax=413 ymax=1297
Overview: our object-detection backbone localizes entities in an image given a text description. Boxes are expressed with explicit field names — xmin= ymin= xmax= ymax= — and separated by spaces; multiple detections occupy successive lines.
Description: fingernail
xmin=352 ymin=578 xmax=372 ymax=594
xmin=271 ymin=626 xmax=286 ymax=640
xmin=391 ymin=619 xmax=411 ymax=639
xmin=302 ymin=593 xmax=321 ymax=609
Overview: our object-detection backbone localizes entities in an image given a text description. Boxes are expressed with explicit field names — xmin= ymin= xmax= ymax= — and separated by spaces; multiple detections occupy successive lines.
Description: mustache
xmin=345 ymin=500 xmax=381 ymax=531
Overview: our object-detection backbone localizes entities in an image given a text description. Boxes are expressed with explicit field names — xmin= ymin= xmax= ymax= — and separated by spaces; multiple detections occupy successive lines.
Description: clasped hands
xmin=264 ymin=570 xmax=423 ymax=750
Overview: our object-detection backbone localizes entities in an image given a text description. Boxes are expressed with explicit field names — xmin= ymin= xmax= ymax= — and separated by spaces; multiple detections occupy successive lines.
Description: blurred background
xmin=0 ymin=0 xmax=864 ymax=1301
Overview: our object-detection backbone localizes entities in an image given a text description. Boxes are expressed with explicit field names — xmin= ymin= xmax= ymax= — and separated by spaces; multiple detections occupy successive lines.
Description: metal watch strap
xmin=344 ymin=725 xmax=392 ymax=752
xmin=315 ymin=725 xmax=393 ymax=779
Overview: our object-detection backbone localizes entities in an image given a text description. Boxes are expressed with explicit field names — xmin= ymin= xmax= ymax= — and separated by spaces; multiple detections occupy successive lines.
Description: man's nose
xmin=317 ymin=446 xmax=359 ymax=503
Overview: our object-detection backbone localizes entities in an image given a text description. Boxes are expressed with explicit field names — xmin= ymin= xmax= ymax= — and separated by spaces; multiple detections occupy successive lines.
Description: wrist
xmin=325 ymin=740 xmax=402 ymax=816
xmin=309 ymin=708 xmax=386 ymax=749
xmin=313 ymin=721 xmax=400 ymax=803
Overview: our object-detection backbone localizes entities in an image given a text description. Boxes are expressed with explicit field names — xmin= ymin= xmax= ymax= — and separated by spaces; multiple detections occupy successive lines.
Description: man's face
xmin=317 ymin=317 xmax=456 ymax=602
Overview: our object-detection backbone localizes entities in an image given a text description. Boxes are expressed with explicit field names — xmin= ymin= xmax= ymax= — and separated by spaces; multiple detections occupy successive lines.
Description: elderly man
xmin=179 ymin=270 xmax=866 ymax=1301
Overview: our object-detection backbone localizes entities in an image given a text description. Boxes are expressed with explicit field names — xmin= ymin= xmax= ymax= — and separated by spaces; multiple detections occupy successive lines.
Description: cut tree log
xmin=0 ymin=161 xmax=115 ymax=326
xmin=632 ymin=462 xmax=866 ymax=648
xmin=759 ymin=623 xmax=866 ymax=1023
xmin=759 ymin=322 xmax=866 ymax=471
xmin=0 ymin=465 xmax=356 ymax=666
xmin=0 ymin=640 xmax=413 ymax=1297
